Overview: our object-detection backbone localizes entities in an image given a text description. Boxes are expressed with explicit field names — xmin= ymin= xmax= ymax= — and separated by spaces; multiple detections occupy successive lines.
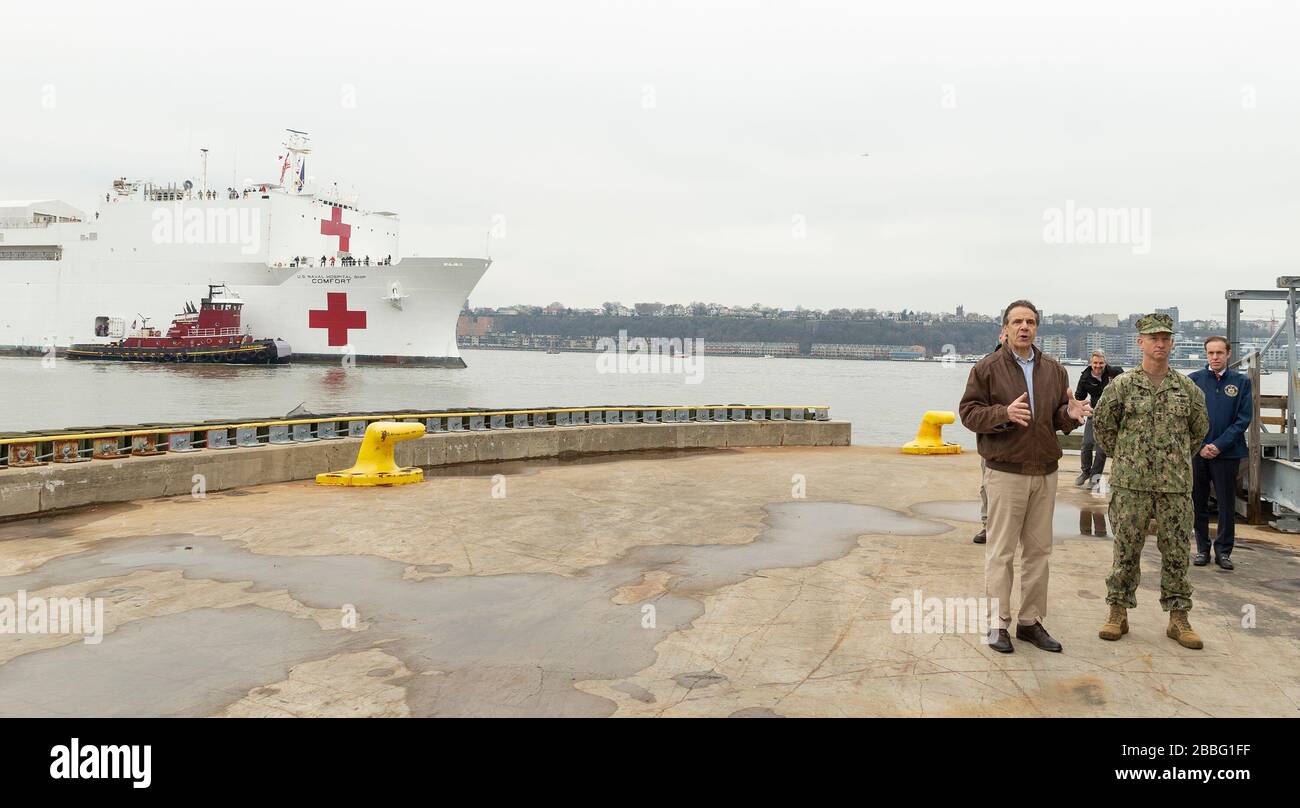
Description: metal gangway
xmin=1226 ymin=276 xmax=1300 ymax=531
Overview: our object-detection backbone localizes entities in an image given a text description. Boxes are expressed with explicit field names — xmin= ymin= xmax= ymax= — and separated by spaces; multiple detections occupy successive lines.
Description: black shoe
xmin=1193 ymin=552 xmax=1209 ymax=567
xmin=1216 ymin=555 xmax=1234 ymax=571
xmin=973 ymin=529 xmax=987 ymax=544
xmin=987 ymin=629 xmax=1013 ymax=653
xmin=1073 ymin=471 xmax=1089 ymax=487
xmin=1015 ymin=621 xmax=1063 ymax=652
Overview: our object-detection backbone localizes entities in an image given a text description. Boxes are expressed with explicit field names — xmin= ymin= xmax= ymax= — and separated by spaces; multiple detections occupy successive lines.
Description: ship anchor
xmin=383 ymin=282 xmax=410 ymax=310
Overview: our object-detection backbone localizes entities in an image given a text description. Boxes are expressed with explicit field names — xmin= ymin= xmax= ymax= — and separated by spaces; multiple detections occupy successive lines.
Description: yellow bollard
xmin=316 ymin=421 xmax=425 ymax=486
xmin=901 ymin=410 xmax=962 ymax=455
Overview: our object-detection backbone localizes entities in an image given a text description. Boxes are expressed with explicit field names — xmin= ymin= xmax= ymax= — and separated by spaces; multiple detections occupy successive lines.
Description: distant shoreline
xmin=457 ymin=344 xmax=1262 ymax=371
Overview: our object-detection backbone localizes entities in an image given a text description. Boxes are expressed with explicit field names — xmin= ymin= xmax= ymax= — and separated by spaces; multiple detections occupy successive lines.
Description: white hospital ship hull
xmin=0 ymin=133 xmax=490 ymax=366
xmin=0 ymin=256 xmax=489 ymax=366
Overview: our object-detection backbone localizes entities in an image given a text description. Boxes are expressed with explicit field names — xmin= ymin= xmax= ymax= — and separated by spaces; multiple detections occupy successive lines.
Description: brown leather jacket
xmin=959 ymin=345 xmax=1079 ymax=475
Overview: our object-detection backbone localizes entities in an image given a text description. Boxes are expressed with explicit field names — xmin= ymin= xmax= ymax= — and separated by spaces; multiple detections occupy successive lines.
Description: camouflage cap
xmin=1136 ymin=313 xmax=1175 ymax=334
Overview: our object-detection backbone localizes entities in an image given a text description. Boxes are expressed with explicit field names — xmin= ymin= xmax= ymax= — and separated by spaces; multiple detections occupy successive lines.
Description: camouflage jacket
xmin=1093 ymin=367 xmax=1210 ymax=493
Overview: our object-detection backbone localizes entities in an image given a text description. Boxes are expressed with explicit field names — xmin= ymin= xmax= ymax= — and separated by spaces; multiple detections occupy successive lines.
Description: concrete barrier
xmin=0 ymin=420 xmax=850 ymax=521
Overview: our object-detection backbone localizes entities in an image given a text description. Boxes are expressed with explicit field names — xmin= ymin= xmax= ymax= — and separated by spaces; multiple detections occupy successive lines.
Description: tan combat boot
xmin=1098 ymin=604 xmax=1129 ymax=641
xmin=1167 ymin=610 xmax=1203 ymax=649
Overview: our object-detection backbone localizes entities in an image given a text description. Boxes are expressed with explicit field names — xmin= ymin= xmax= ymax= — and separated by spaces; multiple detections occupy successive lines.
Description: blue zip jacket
xmin=1188 ymin=366 xmax=1253 ymax=459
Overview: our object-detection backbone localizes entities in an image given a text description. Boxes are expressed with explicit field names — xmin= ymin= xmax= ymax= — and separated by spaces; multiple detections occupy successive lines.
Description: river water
xmin=0 ymin=350 xmax=1279 ymax=448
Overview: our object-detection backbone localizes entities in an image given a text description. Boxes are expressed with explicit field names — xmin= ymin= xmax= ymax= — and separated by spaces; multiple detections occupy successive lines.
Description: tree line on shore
xmin=473 ymin=313 xmax=1267 ymax=357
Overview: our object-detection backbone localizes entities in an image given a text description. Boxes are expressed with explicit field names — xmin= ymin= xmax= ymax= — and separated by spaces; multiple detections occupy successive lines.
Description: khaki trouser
xmin=984 ymin=468 xmax=1057 ymax=630
xmin=979 ymin=460 xmax=988 ymax=524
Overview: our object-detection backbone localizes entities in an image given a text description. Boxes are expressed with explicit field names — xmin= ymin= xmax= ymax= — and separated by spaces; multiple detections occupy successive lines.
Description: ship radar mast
xmin=278 ymin=129 xmax=312 ymax=193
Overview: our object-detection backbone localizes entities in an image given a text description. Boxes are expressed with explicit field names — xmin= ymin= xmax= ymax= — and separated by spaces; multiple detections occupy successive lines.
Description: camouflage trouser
xmin=1105 ymin=487 xmax=1193 ymax=611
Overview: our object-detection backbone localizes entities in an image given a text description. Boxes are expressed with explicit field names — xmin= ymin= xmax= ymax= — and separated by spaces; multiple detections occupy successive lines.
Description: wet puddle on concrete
xmin=0 ymin=502 xmax=948 ymax=717
xmin=0 ymin=607 xmax=357 ymax=717
xmin=910 ymin=500 xmax=1114 ymax=543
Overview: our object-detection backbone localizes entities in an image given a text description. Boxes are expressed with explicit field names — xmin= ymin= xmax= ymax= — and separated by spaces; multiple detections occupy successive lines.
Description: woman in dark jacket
xmin=1074 ymin=349 xmax=1123 ymax=486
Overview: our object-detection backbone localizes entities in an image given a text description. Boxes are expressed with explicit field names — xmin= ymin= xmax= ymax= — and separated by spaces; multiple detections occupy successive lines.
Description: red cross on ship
xmin=309 ymin=292 xmax=367 ymax=347
xmin=321 ymin=205 xmax=351 ymax=254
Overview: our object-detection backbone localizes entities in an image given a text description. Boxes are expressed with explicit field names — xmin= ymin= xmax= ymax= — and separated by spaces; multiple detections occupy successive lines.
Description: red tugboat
xmin=67 ymin=285 xmax=291 ymax=364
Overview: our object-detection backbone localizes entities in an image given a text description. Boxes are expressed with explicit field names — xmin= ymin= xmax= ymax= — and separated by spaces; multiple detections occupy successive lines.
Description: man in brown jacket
xmin=960 ymin=300 xmax=1091 ymax=653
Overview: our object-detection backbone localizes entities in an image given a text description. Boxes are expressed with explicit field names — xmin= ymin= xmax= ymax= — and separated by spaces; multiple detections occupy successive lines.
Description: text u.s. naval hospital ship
xmin=0 ymin=131 xmax=490 ymax=366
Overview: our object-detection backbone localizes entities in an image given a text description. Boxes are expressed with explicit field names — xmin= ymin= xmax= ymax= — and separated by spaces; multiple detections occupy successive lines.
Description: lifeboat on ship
xmin=67 ymin=285 xmax=291 ymax=364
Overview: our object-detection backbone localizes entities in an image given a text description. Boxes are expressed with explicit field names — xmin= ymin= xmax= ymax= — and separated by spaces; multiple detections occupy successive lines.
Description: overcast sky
xmin=4 ymin=1 xmax=1297 ymax=319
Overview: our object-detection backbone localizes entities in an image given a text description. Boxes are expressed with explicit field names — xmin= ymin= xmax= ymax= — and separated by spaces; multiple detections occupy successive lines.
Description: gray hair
xmin=1090 ymin=349 xmax=1107 ymax=360
xmin=1001 ymin=299 xmax=1040 ymax=326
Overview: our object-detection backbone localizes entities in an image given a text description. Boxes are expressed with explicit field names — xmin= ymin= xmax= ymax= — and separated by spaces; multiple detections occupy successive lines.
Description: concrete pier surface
xmin=1 ymin=446 xmax=1296 ymax=717
xmin=0 ymin=418 xmax=846 ymax=520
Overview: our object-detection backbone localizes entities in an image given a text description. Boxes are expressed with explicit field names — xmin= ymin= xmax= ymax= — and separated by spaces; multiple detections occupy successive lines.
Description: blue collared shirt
xmin=1014 ymin=350 xmax=1035 ymax=415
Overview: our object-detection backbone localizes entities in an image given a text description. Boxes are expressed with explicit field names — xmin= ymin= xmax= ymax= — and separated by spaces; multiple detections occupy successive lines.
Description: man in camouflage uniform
xmin=1093 ymin=313 xmax=1210 ymax=649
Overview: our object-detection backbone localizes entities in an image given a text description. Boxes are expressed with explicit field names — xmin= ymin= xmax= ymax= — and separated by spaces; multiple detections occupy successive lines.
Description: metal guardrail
xmin=1227 ymin=278 xmax=1300 ymax=529
xmin=0 ymin=405 xmax=832 ymax=469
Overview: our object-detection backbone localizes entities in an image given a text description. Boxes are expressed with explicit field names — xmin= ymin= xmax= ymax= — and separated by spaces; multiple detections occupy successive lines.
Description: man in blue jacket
xmin=1189 ymin=337 xmax=1253 ymax=571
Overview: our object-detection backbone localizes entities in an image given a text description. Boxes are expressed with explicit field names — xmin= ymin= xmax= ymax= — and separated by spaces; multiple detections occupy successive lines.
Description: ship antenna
xmin=281 ymin=129 xmax=312 ymax=193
